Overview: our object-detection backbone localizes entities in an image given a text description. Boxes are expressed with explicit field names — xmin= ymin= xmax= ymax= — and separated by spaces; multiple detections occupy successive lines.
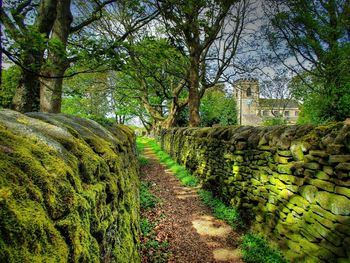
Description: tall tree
xmin=114 ymin=37 xmax=189 ymax=130
xmin=1 ymin=0 xmax=58 ymax=112
xmin=1 ymin=0 xmax=157 ymax=113
xmin=156 ymin=0 xmax=252 ymax=126
xmin=264 ymin=0 xmax=350 ymax=121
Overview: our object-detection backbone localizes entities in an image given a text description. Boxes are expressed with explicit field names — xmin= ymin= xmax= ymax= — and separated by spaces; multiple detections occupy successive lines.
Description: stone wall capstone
xmin=161 ymin=123 xmax=350 ymax=263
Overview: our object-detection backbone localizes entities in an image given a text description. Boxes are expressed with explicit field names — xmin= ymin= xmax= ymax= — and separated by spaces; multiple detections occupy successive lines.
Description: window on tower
xmin=246 ymin=87 xmax=252 ymax=97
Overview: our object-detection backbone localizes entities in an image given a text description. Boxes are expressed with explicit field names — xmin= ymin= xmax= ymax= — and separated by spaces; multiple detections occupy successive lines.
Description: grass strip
xmin=145 ymin=139 xmax=198 ymax=186
xmin=241 ymin=234 xmax=287 ymax=263
xmin=198 ymin=189 xmax=244 ymax=229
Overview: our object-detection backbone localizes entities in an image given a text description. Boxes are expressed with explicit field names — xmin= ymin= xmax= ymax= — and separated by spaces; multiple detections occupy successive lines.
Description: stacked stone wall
xmin=161 ymin=124 xmax=350 ymax=262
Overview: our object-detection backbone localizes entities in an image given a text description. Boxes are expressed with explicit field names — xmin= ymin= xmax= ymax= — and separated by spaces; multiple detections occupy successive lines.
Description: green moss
xmin=0 ymin=111 xmax=140 ymax=263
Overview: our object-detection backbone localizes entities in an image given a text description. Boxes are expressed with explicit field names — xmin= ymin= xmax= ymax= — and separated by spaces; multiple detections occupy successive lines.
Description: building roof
xmin=259 ymin=98 xmax=299 ymax=109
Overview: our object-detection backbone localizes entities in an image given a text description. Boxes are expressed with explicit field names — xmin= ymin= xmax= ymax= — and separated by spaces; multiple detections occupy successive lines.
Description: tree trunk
xmin=188 ymin=55 xmax=201 ymax=127
xmin=40 ymin=0 xmax=72 ymax=113
xmin=12 ymin=62 xmax=41 ymax=112
xmin=162 ymin=100 xmax=181 ymax=129
xmin=11 ymin=0 xmax=58 ymax=112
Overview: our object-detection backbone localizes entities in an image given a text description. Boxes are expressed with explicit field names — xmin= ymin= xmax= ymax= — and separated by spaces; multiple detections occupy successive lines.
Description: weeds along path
xmin=141 ymin=145 xmax=244 ymax=263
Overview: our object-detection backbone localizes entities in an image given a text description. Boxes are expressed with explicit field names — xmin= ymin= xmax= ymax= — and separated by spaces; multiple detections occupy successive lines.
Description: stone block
xmin=319 ymin=240 xmax=345 ymax=257
xmin=311 ymin=205 xmax=337 ymax=221
xmin=286 ymin=239 xmax=301 ymax=252
xmin=293 ymin=206 xmax=305 ymax=215
xmin=315 ymin=191 xmax=350 ymax=215
xmin=282 ymin=206 xmax=290 ymax=213
xmin=277 ymin=174 xmax=295 ymax=184
xmin=304 ymin=154 xmax=319 ymax=163
xmin=336 ymin=163 xmax=350 ymax=171
xmin=289 ymin=195 xmax=310 ymax=209
xmin=311 ymin=212 xmax=334 ymax=229
xmin=277 ymin=163 xmax=294 ymax=174
xmin=285 ymin=211 xmax=301 ymax=224
xmin=286 ymin=184 xmax=299 ymax=192
xmin=335 ymin=186 xmax=350 ymax=198
xmin=259 ymin=173 xmax=269 ymax=183
xmin=303 ymin=211 xmax=316 ymax=224
xmin=323 ymin=166 xmax=334 ymax=175
xmin=251 ymin=178 xmax=262 ymax=186
xmin=304 ymin=169 xmax=316 ymax=177
xmin=310 ymin=179 xmax=335 ymax=192
xmin=274 ymin=155 xmax=290 ymax=164
xmin=278 ymin=150 xmax=292 ymax=157
xmin=299 ymin=185 xmax=318 ymax=203
xmin=265 ymin=203 xmax=277 ymax=213
xmin=310 ymin=150 xmax=328 ymax=157
xmin=291 ymin=143 xmax=305 ymax=161
xmin=316 ymin=171 xmax=330 ymax=180
xmin=334 ymin=223 xmax=350 ymax=235
xmin=333 ymin=178 xmax=350 ymax=187
xmin=280 ymin=189 xmax=293 ymax=199
xmin=329 ymin=155 xmax=350 ymax=163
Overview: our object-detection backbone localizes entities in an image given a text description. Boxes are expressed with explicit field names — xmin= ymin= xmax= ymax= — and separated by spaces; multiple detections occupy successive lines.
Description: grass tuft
xmin=138 ymin=156 xmax=149 ymax=167
xmin=140 ymin=218 xmax=154 ymax=236
xmin=241 ymin=234 xmax=287 ymax=263
xmin=198 ymin=190 xmax=244 ymax=229
xmin=140 ymin=181 xmax=158 ymax=210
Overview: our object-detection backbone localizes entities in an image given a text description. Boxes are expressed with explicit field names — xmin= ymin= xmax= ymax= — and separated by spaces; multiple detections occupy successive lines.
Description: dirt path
xmin=142 ymin=147 xmax=243 ymax=263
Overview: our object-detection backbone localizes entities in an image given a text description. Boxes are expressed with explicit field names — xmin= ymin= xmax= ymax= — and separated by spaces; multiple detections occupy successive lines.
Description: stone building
xmin=233 ymin=79 xmax=300 ymax=125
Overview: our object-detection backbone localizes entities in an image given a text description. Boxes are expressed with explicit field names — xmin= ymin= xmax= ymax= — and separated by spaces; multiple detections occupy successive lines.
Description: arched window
xmin=246 ymin=87 xmax=252 ymax=97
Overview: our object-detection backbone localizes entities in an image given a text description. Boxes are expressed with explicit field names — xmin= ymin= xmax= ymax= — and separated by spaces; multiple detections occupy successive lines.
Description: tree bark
xmin=188 ymin=55 xmax=201 ymax=127
xmin=12 ymin=58 xmax=41 ymax=112
xmin=11 ymin=0 xmax=58 ymax=112
xmin=40 ymin=0 xmax=72 ymax=113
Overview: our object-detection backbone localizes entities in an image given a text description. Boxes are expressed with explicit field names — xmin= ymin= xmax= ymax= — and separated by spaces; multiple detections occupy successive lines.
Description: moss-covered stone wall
xmin=161 ymin=124 xmax=350 ymax=263
xmin=0 ymin=109 xmax=140 ymax=263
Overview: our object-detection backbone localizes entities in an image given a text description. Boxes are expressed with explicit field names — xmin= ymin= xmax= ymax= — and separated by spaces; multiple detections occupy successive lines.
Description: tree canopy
xmin=1 ymin=0 xmax=349 ymax=129
xmin=264 ymin=0 xmax=350 ymax=122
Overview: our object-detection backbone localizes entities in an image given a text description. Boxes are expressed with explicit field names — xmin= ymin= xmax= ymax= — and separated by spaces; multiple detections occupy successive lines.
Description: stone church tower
xmin=233 ymin=79 xmax=261 ymax=125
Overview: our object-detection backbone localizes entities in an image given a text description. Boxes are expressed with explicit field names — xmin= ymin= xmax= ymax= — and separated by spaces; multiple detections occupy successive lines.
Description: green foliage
xmin=136 ymin=138 xmax=146 ymax=155
xmin=268 ymin=0 xmax=350 ymax=122
xmin=115 ymin=37 xmax=189 ymax=128
xmin=140 ymin=218 xmax=154 ymax=236
xmin=0 ymin=65 xmax=21 ymax=108
xmin=138 ymin=156 xmax=149 ymax=167
xmin=198 ymin=190 xmax=244 ymax=229
xmin=200 ymin=87 xmax=238 ymax=127
xmin=140 ymin=182 xmax=158 ymax=210
xmin=141 ymin=239 xmax=170 ymax=263
xmin=88 ymin=115 xmax=115 ymax=127
xmin=241 ymin=234 xmax=287 ymax=263
xmin=61 ymin=71 xmax=113 ymax=119
xmin=290 ymin=74 xmax=350 ymax=124
xmin=262 ymin=117 xmax=287 ymax=126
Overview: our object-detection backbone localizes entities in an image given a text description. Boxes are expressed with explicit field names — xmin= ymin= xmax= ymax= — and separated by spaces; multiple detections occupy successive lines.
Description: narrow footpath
xmin=141 ymin=146 xmax=243 ymax=263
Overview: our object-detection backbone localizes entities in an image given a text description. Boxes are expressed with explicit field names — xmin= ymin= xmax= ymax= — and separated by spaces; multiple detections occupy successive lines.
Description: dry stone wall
xmin=161 ymin=123 xmax=350 ymax=263
xmin=0 ymin=109 xmax=140 ymax=263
